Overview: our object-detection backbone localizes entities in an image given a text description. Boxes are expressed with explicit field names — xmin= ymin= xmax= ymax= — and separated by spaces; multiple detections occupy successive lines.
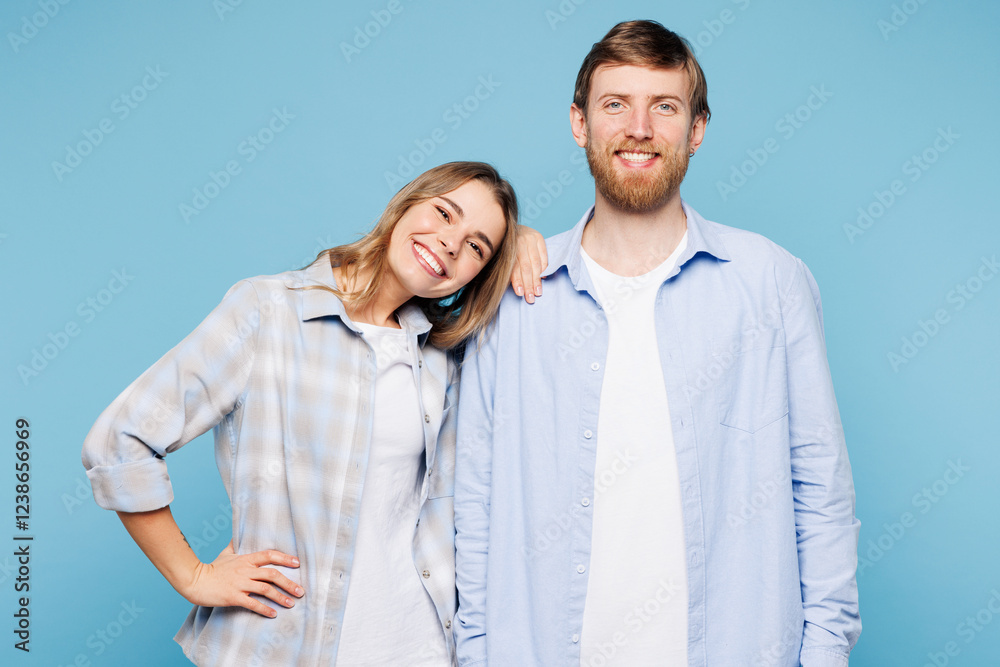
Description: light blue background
xmin=2 ymin=1 xmax=997 ymax=665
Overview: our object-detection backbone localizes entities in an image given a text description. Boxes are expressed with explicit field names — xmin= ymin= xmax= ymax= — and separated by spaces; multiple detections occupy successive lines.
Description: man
xmin=454 ymin=20 xmax=860 ymax=667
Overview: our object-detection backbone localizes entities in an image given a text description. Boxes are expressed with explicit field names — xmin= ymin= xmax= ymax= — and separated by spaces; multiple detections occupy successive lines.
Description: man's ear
xmin=570 ymin=103 xmax=588 ymax=149
xmin=688 ymin=114 xmax=707 ymax=155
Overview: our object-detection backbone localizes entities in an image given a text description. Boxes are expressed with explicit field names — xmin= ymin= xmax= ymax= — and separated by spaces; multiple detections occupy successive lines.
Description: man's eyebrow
xmin=439 ymin=196 xmax=464 ymax=219
xmin=599 ymin=92 xmax=685 ymax=104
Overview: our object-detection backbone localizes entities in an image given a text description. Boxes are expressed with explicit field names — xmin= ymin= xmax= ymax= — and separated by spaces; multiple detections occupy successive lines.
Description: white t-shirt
xmin=336 ymin=323 xmax=449 ymax=667
xmin=579 ymin=232 xmax=690 ymax=667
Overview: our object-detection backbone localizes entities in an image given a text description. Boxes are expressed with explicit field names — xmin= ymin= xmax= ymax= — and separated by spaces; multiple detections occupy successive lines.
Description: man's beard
xmin=586 ymin=138 xmax=690 ymax=213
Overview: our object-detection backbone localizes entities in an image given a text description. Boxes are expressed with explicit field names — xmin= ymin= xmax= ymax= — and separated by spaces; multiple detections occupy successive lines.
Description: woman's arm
xmin=509 ymin=225 xmax=548 ymax=304
xmin=117 ymin=506 xmax=304 ymax=617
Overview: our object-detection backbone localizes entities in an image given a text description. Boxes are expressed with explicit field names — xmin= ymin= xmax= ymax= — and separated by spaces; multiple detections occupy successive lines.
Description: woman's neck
xmin=332 ymin=264 xmax=409 ymax=329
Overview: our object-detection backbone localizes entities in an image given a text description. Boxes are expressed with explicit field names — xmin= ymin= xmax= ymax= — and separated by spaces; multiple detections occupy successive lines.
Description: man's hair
xmin=573 ymin=20 xmax=710 ymax=124
xmin=302 ymin=161 xmax=519 ymax=350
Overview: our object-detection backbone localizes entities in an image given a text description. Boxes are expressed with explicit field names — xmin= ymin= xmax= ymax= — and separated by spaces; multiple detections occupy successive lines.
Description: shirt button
xmin=581 ymin=497 xmax=590 ymax=507
xmin=424 ymin=414 xmax=430 ymax=423
xmin=590 ymin=362 xmax=600 ymax=371
xmin=445 ymin=619 xmax=452 ymax=629
xmin=418 ymin=359 xmax=423 ymax=368
xmin=572 ymin=634 xmax=580 ymax=643
xmin=576 ymin=564 xmax=586 ymax=574
xmin=583 ymin=429 xmax=593 ymax=439
xmin=422 ymin=570 xmax=431 ymax=578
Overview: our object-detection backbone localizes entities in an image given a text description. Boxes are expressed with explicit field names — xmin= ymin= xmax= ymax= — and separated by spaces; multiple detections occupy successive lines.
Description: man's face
xmin=571 ymin=64 xmax=706 ymax=213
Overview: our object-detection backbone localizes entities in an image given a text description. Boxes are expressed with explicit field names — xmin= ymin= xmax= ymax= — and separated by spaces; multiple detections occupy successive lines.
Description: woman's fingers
xmin=247 ymin=548 xmax=300 ymax=570
xmin=186 ymin=547 xmax=304 ymax=618
xmin=255 ymin=564 xmax=306 ymax=599
xmin=512 ymin=226 xmax=549 ymax=303
xmin=239 ymin=593 xmax=280 ymax=618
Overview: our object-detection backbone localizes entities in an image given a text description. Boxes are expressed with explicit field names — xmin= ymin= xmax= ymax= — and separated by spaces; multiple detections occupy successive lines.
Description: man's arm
xmin=782 ymin=258 xmax=861 ymax=667
xmin=453 ymin=327 xmax=500 ymax=667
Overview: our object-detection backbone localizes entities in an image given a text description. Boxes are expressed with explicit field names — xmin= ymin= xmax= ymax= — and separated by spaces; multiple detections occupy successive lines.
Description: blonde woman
xmin=82 ymin=162 xmax=543 ymax=666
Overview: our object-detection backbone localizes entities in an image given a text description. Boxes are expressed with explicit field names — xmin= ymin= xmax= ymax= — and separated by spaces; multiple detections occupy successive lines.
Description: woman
xmin=81 ymin=162 xmax=542 ymax=666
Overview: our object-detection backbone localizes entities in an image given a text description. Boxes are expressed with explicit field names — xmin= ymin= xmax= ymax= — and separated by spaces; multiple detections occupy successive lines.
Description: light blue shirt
xmin=454 ymin=202 xmax=860 ymax=667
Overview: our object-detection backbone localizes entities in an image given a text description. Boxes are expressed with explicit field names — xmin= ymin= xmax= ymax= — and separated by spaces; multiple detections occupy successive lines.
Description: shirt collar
xmin=541 ymin=199 xmax=731 ymax=289
xmin=295 ymin=259 xmax=433 ymax=343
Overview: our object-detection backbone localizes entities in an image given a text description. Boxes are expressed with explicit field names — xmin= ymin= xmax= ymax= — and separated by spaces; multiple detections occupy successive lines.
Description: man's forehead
xmin=590 ymin=63 xmax=690 ymax=89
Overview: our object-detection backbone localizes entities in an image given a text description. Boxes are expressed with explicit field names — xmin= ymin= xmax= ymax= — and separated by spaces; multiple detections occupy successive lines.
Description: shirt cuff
xmin=87 ymin=457 xmax=174 ymax=512
xmin=799 ymin=647 xmax=850 ymax=667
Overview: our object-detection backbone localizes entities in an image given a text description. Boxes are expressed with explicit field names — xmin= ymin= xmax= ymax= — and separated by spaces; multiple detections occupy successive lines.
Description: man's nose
xmin=625 ymin=109 xmax=653 ymax=141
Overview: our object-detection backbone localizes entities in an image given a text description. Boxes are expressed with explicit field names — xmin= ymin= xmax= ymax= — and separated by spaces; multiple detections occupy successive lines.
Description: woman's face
xmin=386 ymin=179 xmax=507 ymax=300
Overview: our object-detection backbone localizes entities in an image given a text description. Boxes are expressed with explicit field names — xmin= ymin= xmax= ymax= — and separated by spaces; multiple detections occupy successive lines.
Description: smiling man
xmin=454 ymin=20 xmax=860 ymax=667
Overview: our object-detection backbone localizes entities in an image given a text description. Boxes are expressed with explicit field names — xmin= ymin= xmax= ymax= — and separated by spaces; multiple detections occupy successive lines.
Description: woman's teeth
xmin=415 ymin=243 xmax=444 ymax=276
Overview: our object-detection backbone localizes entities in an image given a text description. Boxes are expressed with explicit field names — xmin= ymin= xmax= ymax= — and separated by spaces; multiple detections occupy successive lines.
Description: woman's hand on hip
xmin=183 ymin=541 xmax=305 ymax=618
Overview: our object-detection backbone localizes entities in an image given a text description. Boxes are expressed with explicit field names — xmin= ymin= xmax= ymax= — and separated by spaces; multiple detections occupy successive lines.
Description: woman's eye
xmin=469 ymin=242 xmax=483 ymax=259
xmin=437 ymin=206 xmax=450 ymax=222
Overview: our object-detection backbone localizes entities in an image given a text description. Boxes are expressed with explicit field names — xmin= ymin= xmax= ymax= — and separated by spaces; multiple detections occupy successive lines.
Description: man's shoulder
xmin=706 ymin=217 xmax=797 ymax=265
xmin=541 ymin=225 xmax=582 ymax=270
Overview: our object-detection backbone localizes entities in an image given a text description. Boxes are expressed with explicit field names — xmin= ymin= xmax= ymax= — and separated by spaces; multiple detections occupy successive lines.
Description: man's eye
xmin=436 ymin=206 xmax=450 ymax=222
xmin=659 ymin=103 xmax=673 ymax=111
xmin=608 ymin=101 xmax=622 ymax=109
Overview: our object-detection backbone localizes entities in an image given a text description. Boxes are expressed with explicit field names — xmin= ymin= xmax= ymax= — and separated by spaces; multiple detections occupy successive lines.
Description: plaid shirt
xmin=82 ymin=260 xmax=459 ymax=666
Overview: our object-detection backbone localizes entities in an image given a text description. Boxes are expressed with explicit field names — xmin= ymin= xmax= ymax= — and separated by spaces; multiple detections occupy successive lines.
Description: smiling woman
xmin=316 ymin=161 xmax=520 ymax=349
xmin=81 ymin=161 xmax=539 ymax=666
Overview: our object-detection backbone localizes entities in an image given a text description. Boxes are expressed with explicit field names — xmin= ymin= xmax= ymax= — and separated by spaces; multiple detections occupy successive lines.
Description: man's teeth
xmin=618 ymin=151 xmax=656 ymax=162
xmin=415 ymin=243 xmax=445 ymax=276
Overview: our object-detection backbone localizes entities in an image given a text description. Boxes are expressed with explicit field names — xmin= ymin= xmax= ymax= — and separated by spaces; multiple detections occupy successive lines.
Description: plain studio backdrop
xmin=1 ymin=1 xmax=997 ymax=665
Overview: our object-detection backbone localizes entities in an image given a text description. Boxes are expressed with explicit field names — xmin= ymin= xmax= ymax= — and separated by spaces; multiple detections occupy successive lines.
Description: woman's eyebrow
xmin=439 ymin=196 xmax=464 ymax=219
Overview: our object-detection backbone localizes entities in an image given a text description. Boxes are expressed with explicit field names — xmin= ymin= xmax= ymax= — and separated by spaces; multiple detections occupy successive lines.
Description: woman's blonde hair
xmin=305 ymin=161 xmax=519 ymax=350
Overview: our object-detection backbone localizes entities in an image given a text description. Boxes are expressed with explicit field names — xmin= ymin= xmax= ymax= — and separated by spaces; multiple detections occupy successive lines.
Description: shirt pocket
xmin=714 ymin=326 xmax=788 ymax=434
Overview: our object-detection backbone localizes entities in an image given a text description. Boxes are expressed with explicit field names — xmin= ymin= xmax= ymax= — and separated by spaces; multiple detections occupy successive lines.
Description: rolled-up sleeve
xmin=81 ymin=280 xmax=259 ymax=512
xmin=781 ymin=258 xmax=861 ymax=666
